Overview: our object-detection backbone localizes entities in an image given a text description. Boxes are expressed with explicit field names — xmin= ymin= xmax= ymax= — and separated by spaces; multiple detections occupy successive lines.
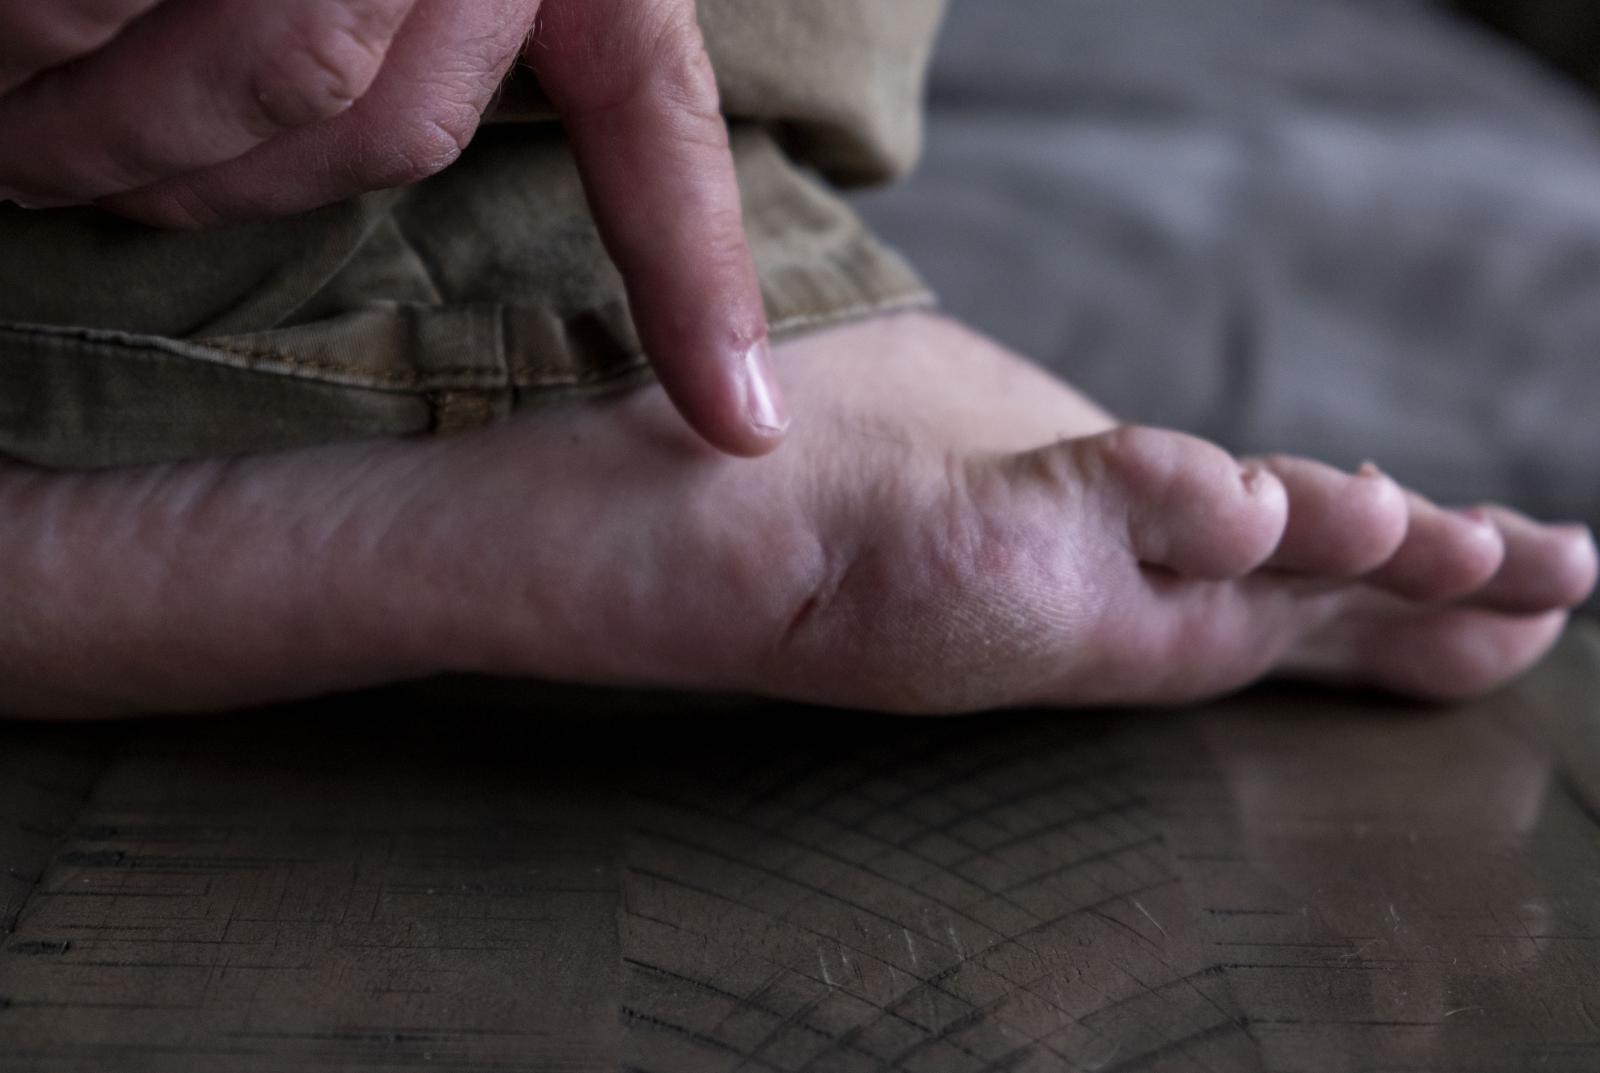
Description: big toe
xmin=1074 ymin=426 xmax=1289 ymax=579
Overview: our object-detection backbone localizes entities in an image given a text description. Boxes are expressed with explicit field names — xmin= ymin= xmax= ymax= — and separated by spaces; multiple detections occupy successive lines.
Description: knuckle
xmin=556 ymin=0 xmax=722 ymax=121
xmin=129 ymin=199 xmax=209 ymax=232
xmin=636 ymin=0 xmax=721 ymax=112
xmin=364 ymin=105 xmax=480 ymax=187
xmin=87 ymin=127 xmax=184 ymax=196
xmin=249 ymin=10 xmax=394 ymax=131
xmin=662 ymin=98 xmax=731 ymax=158
xmin=1079 ymin=425 xmax=1160 ymax=485
xmin=697 ymin=203 xmax=753 ymax=269
xmin=105 ymin=182 xmax=223 ymax=231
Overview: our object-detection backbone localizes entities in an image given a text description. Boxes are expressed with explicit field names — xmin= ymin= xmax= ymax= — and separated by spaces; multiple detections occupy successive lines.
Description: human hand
xmin=0 ymin=0 xmax=785 ymax=456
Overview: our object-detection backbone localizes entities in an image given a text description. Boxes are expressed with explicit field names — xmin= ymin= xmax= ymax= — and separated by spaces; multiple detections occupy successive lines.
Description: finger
xmin=531 ymin=0 xmax=786 ymax=457
xmin=101 ymin=0 xmax=528 ymax=221
xmin=0 ymin=0 xmax=417 ymax=203
xmin=0 ymin=0 xmax=165 ymax=95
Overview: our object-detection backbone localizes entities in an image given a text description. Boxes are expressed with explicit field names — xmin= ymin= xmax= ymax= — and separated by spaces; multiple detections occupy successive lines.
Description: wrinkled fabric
xmin=0 ymin=0 xmax=946 ymax=469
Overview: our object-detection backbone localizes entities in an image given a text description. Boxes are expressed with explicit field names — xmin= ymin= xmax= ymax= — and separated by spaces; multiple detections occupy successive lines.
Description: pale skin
xmin=1 ymin=312 xmax=1593 ymax=718
xmin=0 ymin=8 xmax=1594 ymax=718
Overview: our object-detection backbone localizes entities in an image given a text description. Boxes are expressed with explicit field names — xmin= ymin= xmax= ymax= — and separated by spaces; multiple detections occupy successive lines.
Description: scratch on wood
xmin=1131 ymin=899 xmax=1167 ymax=938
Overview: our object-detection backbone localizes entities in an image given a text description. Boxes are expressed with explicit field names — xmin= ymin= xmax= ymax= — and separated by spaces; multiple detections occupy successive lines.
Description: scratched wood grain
xmin=1 ymin=627 xmax=1597 ymax=1071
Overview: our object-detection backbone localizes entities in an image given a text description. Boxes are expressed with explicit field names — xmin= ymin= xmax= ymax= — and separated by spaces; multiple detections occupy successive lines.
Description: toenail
xmin=1357 ymin=461 xmax=1384 ymax=479
xmin=1457 ymin=507 xmax=1496 ymax=531
xmin=1239 ymin=464 xmax=1270 ymax=495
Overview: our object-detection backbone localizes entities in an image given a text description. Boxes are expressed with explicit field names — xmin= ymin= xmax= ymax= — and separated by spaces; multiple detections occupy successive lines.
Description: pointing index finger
xmin=530 ymin=0 xmax=787 ymax=457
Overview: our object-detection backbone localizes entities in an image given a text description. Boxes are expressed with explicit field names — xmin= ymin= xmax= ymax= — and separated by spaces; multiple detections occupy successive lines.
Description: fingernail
xmin=741 ymin=338 xmax=788 ymax=434
xmin=1357 ymin=461 xmax=1384 ymax=479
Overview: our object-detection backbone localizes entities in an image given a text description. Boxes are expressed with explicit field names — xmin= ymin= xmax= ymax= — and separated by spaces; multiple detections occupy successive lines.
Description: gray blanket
xmin=861 ymin=0 xmax=1600 ymax=536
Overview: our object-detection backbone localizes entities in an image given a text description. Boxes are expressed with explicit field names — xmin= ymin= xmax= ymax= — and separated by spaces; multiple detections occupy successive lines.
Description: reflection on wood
xmin=1 ymin=626 xmax=1597 ymax=1071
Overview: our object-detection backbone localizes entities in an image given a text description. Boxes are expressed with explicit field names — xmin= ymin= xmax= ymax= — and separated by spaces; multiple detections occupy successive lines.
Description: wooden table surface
xmin=2 ymin=624 xmax=1598 ymax=1072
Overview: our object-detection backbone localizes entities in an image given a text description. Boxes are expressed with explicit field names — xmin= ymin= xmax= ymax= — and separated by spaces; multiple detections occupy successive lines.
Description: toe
xmin=1076 ymin=426 xmax=1288 ymax=579
xmin=1471 ymin=509 xmax=1599 ymax=614
xmin=1363 ymin=497 xmax=1506 ymax=603
xmin=1286 ymin=582 xmax=1571 ymax=702
xmin=1329 ymin=603 xmax=1569 ymax=702
xmin=1256 ymin=457 xmax=1410 ymax=578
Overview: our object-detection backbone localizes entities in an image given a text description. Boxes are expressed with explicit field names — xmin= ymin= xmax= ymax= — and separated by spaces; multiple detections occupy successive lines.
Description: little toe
xmin=1074 ymin=426 xmax=1288 ymax=579
xmin=1256 ymin=457 xmax=1409 ymax=578
xmin=1363 ymin=497 xmax=1506 ymax=603
xmin=1470 ymin=508 xmax=1599 ymax=614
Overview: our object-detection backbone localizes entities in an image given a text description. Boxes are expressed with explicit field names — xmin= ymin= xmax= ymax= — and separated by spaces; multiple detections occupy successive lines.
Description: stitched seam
xmin=202 ymin=287 xmax=932 ymax=388
xmin=194 ymin=337 xmax=653 ymax=390
xmin=193 ymin=339 xmax=479 ymax=385
xmin=0 ymin=286 xmax=933 ymax=394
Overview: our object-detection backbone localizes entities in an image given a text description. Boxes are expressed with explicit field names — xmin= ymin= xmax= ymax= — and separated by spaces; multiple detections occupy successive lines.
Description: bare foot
xmin=1 ymin=313 xmax=1593 ymax=717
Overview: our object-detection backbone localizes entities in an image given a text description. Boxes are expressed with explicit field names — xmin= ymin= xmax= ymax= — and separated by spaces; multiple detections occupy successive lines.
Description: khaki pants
xmin=0 ymin=0 xmax=1585 ymax=470
xmin=0 ymin=0 xmax=947 ymax=469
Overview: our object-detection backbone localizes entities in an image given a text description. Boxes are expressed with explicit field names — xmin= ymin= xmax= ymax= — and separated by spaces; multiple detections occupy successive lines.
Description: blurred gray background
xmin=860 ymin=0 xmax=1600 ymax=542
